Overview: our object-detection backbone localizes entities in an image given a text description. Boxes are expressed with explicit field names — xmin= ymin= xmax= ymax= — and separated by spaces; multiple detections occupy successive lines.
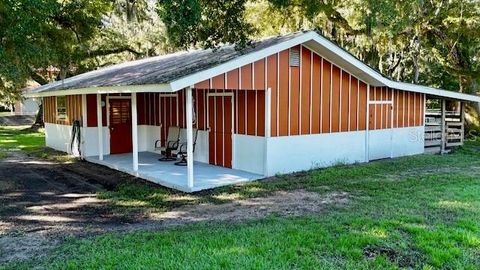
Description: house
xmin=27 ymin=30 xmax=480 ymax=192
xmin=16 ymin=83 xmax=41 ymax=116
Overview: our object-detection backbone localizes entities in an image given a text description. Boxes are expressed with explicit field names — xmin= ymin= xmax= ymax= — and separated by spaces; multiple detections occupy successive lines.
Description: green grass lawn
xmin=0 ymin=126 xmax=45 ymax=158
xmin=2 ymin=126 xmax=480 ymax=269
xmin=4 ymin=140 xmax=480 ymax=269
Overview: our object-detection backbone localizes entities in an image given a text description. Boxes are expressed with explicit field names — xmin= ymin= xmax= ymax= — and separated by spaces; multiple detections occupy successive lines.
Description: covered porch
xmin=86 ymin=152 xmax=263 ymax=192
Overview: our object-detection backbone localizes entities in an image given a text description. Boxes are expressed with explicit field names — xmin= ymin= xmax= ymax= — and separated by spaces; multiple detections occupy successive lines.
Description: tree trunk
xmin=34 ymin=103 xmax=43 ymax=128
xmin=30 ymin=71 xmax=48 ymax=128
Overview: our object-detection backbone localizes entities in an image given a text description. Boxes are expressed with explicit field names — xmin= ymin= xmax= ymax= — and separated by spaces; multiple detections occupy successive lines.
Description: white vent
xmin=289 ymin=48 xmax=300 ymax=66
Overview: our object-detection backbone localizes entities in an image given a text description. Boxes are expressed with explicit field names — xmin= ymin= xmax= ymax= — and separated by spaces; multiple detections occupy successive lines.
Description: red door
xmin=109 ymin=99 xmax=133 ymax=154
xmin=208 ymin=95 xmax=233 ymax=168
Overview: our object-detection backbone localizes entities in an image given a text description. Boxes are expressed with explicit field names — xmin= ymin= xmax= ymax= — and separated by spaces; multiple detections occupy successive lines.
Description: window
xmin=289 ymin=47 xmax=300 ymax=66
xmin=56 ymin=96 xmax=67 ymax=120
xmin=110 ymin=99 xmax=131 ymax=125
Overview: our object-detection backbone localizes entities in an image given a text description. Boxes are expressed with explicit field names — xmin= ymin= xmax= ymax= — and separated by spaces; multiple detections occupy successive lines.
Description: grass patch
xmin=0 ymin=126 xmax=75 ymax=161
xmin=100 ymin=141 xmax=480 ymax=214
xmin=0 ymin=126 xmax=45 ymax=154
xmin=3 ymin=142 xmax=478 ymax=269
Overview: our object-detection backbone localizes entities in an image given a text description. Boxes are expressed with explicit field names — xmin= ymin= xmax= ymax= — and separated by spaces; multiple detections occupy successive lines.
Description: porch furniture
xmin=175 ymin=128 xmax=199 ymax=166
xmin=155 ymin=126 xmax=180 ymax=161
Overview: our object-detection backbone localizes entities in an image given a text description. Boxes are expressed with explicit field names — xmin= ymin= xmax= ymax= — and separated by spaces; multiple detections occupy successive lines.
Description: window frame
xmin=56 ymin=96 xmax=67 ymax=121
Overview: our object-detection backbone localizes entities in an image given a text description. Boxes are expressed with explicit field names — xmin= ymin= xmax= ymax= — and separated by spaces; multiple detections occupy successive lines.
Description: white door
xmin=368 ymin=102 xmax=393 ymax=160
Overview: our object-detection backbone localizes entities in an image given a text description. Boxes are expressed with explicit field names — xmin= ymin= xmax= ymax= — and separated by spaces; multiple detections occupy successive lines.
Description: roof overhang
xmin=25 ymin=83 xmax=171 ymax=98
xmin=28 ymin=31 xmax=480 ymax=103
xmin=167 ymin=31 xmax=480 ymax=103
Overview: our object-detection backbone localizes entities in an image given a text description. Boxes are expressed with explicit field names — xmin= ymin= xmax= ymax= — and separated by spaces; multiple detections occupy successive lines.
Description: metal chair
xmin=175 ymin=129 xmax=199 ymax=166
xmin=155 ymin=126 xmax=180 ymax=161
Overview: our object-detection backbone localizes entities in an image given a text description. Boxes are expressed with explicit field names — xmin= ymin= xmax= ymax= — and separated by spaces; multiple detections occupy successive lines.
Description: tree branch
xmin=29 ymin=69 xmax=49 ymax=85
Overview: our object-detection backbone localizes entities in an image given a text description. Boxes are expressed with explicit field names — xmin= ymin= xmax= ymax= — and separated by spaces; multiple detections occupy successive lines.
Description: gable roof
xmin=28 ymin=30 xmax=480 ymax=103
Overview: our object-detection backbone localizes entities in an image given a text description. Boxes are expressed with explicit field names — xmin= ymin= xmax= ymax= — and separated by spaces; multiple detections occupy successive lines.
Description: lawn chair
xmin=175 ymin=128 xmax=199 ymax=166
xmin=155 ymin=126 xmax=180 ymax=161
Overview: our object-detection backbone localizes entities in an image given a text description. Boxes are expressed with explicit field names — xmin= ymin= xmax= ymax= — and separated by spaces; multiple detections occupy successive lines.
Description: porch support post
xmin=460 ymin=101 xmax=465 ymax=145
xmin=132 ymin=93 xmax=139 ymax=172
xmin=81 ymin=94 xmax=87 ymax=159
xmin=264 ymin=87 xmax=271 ymax=177
xmin=441 ymin=98 xmax=446 ymax=154
xmin=96 ymin=94 xmax=103 ymax=160
xmin=365 ymin=84 xmax=370 ymax=162
xmin=186 ymin=86 xmax=194 ymax=189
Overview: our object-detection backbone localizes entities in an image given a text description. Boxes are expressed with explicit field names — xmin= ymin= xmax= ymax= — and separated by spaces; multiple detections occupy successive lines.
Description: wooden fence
xmin=424 ymin=100 xmax=464 ymax=154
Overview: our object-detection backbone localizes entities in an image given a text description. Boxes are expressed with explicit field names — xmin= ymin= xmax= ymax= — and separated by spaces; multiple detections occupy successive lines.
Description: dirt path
xmin=0 ymin=152 xmax=349 ymax=265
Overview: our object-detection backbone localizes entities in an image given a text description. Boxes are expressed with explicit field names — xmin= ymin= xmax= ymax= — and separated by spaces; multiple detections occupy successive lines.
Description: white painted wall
xmin=192 ymin=130 xmax=209 ymax=163
xmin=46 ymin=123 xmax=110 ymax=156
xmin=15 ymin=98 xmax=39 ymax=115
xmin=368 ymin=129 xmax=393 ymax=160
xmin=82 ymin=126 xmax=110 ymax=156
xmin=391 ymin=126 xmax=424 ymax=157
xmin=138 ymin=125 xmax=160 ymax=152
xmin=265 ymin=131 xmax=367 ymax=176
xmin=233 ymin=134 xmax=265 ymax=175
xmin=45 ymin=123 xmax=72 ymax=153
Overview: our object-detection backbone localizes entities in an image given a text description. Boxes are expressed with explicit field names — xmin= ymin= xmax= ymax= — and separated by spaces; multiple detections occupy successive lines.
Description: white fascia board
xmin=309 ymin=34 xmax=480 ymax=103
xmin=169 ymin=32 xmax=317 ymax=91
xmin=25 ymin=84 xmax=172 ymax=98
xmin=389 ymin=81 xmax=480 ymax=102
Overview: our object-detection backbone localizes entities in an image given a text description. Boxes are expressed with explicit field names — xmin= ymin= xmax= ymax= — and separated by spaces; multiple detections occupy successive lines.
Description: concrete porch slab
xmin=85 ymin=152 xmax=263 ymax=192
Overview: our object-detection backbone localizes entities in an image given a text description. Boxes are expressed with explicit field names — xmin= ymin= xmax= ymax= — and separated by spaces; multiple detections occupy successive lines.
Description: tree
xmin=157 ymin=0 xmax=255 ymax=49
xmin=0 ymin=0 xmax=165 ymax=126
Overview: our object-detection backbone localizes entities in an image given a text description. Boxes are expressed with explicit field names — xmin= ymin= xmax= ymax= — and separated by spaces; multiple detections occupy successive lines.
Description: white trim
xmin=96 ymin=94 xmax=103 ymax=160
xmin=320 ymin=57 xmax=323 ymax=132
xmin=131 ymin=93 xmax=138 ymax=172
xmin=356 ymin=79 xmax=360 ymax=131
xmin=28 ymin=84 xmax=171 ymax=97
xmin=186 ymin=86 xmax=194 ymax=188
xmin=365 ymin=84 xmax=370 ymax=162
xmin=309 ymin=50 xmax=313 ymax=133
xmin=339 ymin=69 xmax=343 ymax=131
xmin=348 ymin=74 xmax=351 ymax=131
xmin=253 ymin=63 xmax=258 ymax=136
xmin=329 ymin=62 xmax=333 ymax=133
xmin=288 ymin=64 xmax=291 ymax=135
xmin=423 ymin=94 xmax=427 ymax=126
xmin=402 ymin=91 xmax=406 ymax=127
xmin=380 ymin=88 xmax=383 ymax=129
xmin=390 ymin=89 xmax=394 ymax=158
xmin=264 ymin=87 xmax=271 ymax=176
xmin=276 ymin=53 xmax=280 ymax=136
xmin=81 ymin=94 xmax=88 ymax=158
xmin=299 ymin=45 xmax=303 ymax=133
xmin=395 ymin=90 xmax=399 ymax=127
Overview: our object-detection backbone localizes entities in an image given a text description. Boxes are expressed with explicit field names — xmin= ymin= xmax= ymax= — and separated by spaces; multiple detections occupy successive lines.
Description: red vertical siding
xmin=300 ymin=46 xmax=311 ymax=135
xmin=278 ymin=49 xmax=289 ymax=136
xmin=311 ymin=54 xmax=321 ymax=134
xmin=341 ymin=71 xmax=350 ymax=132
xmin=321 ymin=60 xmax=331 ymax=133
xmin=331 ymin=66 xmax=340 ymax=133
